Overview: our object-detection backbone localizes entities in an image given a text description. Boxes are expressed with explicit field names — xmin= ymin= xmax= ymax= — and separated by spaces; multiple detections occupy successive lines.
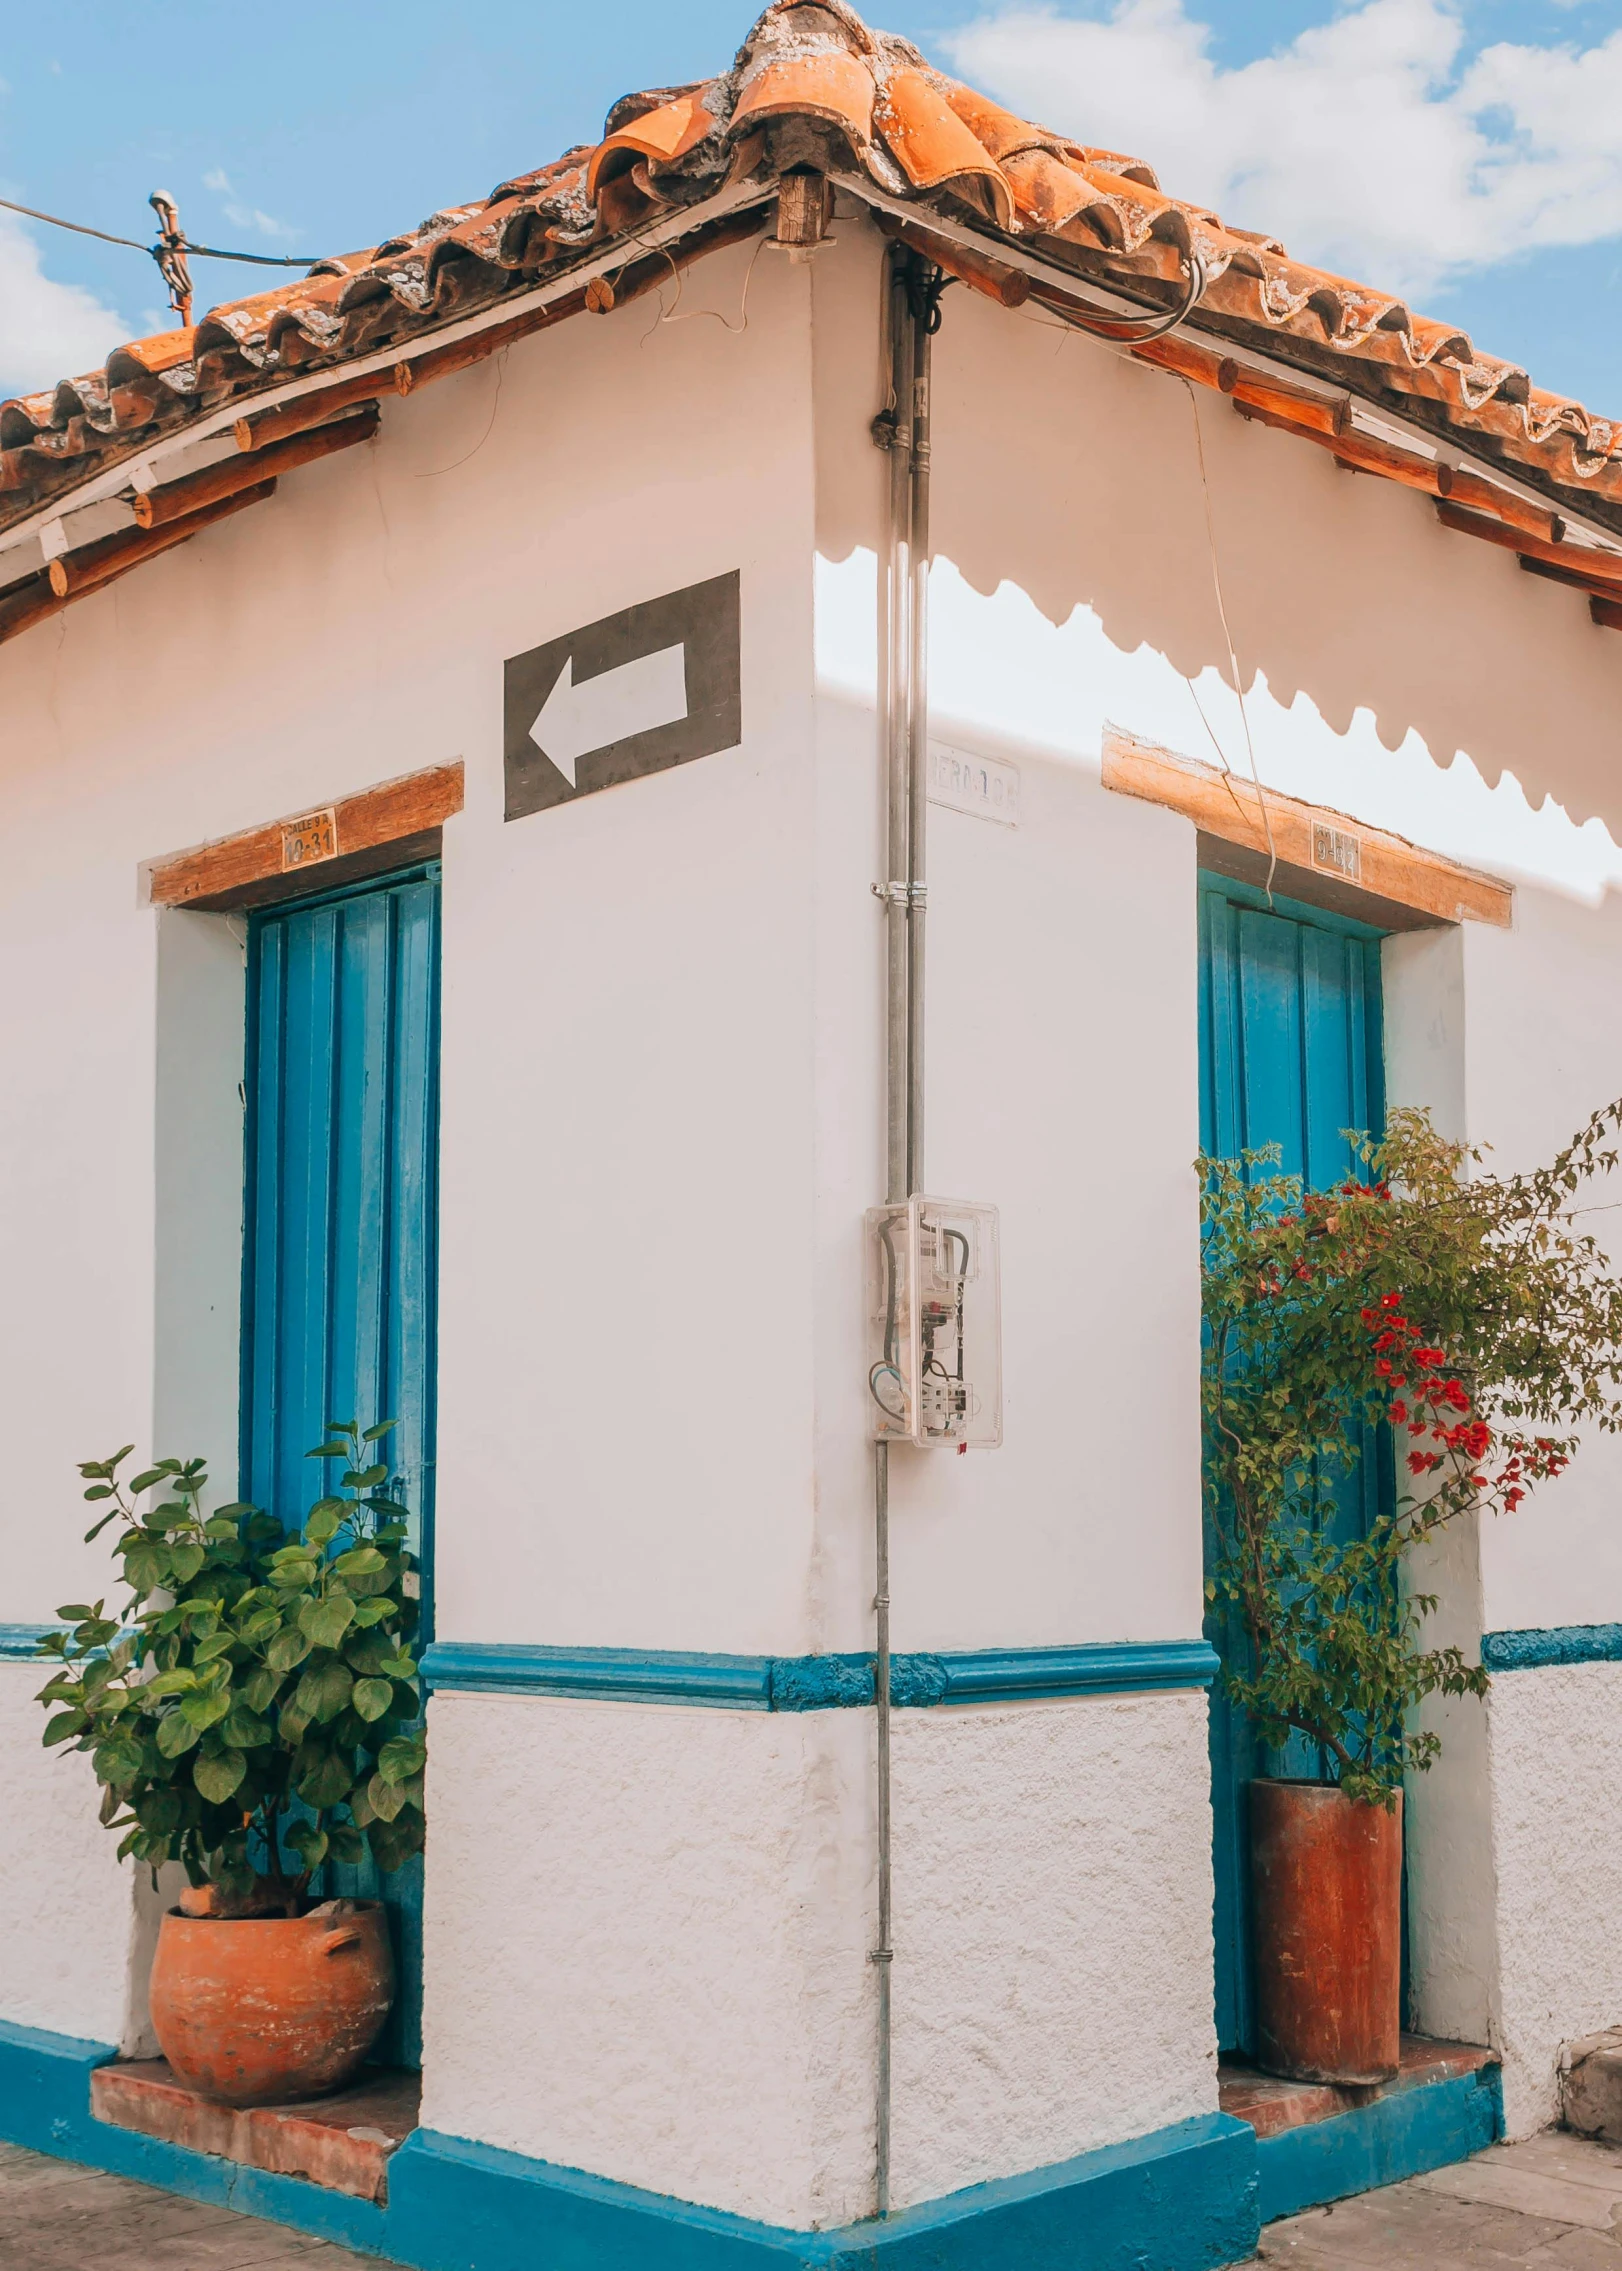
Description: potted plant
xmin=35 ymin=1419 xmax=425 ymax=2107
xmin=1201 ymin=1104 xmax=1622 ymax=2083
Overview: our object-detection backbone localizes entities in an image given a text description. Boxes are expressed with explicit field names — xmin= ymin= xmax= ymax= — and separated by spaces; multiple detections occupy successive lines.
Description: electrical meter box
xmin=866 ymin=1196 xmax=1002 ymax=1450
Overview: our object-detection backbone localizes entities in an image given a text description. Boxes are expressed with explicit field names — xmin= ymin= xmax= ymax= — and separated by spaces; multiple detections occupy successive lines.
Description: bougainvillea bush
xmin=35 ymin=1419 xmax=424 ymax=1910
xmin=1202 ymin=1103 xmax=1622 ymax=1805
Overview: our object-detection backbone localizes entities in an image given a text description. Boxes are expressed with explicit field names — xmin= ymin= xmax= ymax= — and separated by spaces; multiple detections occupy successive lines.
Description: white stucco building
xmin=3 ymin=5 xmax=1622 ymax=2265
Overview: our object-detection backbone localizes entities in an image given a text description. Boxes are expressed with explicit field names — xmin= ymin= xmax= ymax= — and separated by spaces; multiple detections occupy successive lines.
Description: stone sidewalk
xmin=8 ymin=2123 xmax=1622 ymax=2268
xmin=0 ymin=2139 xmax=401 ymax=2270
xmin=1262 ymin=2130 xmax=1622 ymax=2267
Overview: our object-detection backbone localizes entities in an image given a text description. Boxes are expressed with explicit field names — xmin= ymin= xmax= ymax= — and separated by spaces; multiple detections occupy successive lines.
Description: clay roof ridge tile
xmin=3 ymin=0 xmax=1620 ymax=546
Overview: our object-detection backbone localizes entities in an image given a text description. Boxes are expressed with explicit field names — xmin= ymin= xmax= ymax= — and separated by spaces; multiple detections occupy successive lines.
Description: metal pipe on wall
xmin=870 ymin=240 xmax=942 ymax=2223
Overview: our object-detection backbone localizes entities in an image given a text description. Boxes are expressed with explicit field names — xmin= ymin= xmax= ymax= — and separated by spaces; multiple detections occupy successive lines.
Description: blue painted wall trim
xmin=391 ymin=2112 xmax=1258 ymax=2271
xmin=0 ymin=2018 xmax=1258 ymax=2271
xmin=1482 ymin=1624 xmax=1622 ymax=1671
xmin=420 ymin=1638 xmax=1220 ymax=1710
xmin=0 ymin=1623 xmax=53 ymax=1660
xmin=1258 ymin=2065 xmax=1502 ymax=2226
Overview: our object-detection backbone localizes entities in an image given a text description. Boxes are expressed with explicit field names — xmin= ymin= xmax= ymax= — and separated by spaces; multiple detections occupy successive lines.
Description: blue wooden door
xmin=241 ymin=864 xmax=440 ymax=2068
xmin=1198 ymin=873 xmax=1386 ymax=2055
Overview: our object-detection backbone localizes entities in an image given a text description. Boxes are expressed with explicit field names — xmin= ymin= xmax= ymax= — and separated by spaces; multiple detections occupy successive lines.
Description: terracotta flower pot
xmin=149 ymin=1899 xmax=394 ymax=2107
xmin=1250 ymin=1777 xmax=1401 ymax=2085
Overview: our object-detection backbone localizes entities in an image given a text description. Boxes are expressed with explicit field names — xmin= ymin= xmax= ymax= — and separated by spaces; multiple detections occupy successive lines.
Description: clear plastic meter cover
xmin=866 ymin=1196 xmax=1002 ymax=1450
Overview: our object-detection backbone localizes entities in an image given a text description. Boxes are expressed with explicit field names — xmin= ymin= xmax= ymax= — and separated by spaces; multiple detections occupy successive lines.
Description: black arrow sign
xmin=503 ymin=570 xmax=742 ymax=822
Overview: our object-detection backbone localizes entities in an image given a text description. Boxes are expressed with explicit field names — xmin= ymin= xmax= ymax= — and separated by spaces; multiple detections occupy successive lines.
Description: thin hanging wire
xmin=0 ymin=192 xmax=325 ymax=266
xmin=0 ymin=187 xmax=327 ymax=328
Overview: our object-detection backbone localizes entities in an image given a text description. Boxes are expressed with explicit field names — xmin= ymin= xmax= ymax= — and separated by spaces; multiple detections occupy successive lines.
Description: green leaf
xmin=326 ymin=1823 xmax=368 ymax=1866
xmin=377 ymin=1732 xmax=426 ymax=1786
xmin=362 ymin=1420 xmax=398 ymax=1442
xmin=266 ymin=1626 xmax=312 ymax=1675
xmin=156 ymin=1711 xmax=202 ymax=1758
xmin=296 ymin=1746 xmax=355 ymax=1808
xmin=179 ymin=1689 xmax=231 ymax=1731
xmin=220 ymin=1705 xmax=273 ymax=1749
xmin=304 ymin=1503 xmax=344 ymax=1548
xmin=365 ymin=1769 xmax=409 ymax=1822
xmin=123 ymin=1544 xmax=166 ymax=1596
xmin=349 ymin=1598 xmax=397 ymax=1627
xmin=299 ymin=1596 xmax=355 ymax=1650
xmin=168 ymin=1543 xmax=206 ymax=1585
xmin=295 ymin=1659 xmax=354 ymax=1724
xmin=283 ymin=1819 xmax=329 ymax=1869
xmin=342 ymin=1466 xmax=389 ymax=1490
xmin=366 ymin=1812 xmax=424 ymax=1874
xmin=141 ymin=1669 xmax=197 ymax=1700
xmin=130 ymin=1467 xmax=170 ymax=1494
xmin=43 ymin=1709 xmax=89 ymax=1747
xmin=333 ymin=1546 xmax=385 ymax=1577
xmin=237 ymin=1608 xmax=281 ymax=1647
xmin=350 ymin=1677 xmax=393 ymax=1722
xmin=191 ymin=1631 xmax=236 ymax=1665
xmin=193 ymin=1749 xmax=246 ymax=1805
xmin=240 ymin=1666 xmax=280 ymax=1715
xmin=93 ymin=1735 xmax=144 ymax=1787
xmin=212 ymin=1501 xmax=258 ymax=1521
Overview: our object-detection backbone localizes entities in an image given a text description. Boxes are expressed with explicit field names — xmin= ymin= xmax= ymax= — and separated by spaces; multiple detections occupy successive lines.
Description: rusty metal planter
xmin=1250 ymin=1778 xmax=1402 ymax=2085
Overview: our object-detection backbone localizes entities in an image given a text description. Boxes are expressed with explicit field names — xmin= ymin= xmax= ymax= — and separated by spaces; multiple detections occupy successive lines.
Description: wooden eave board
xmin=1102 ymin=729 xmax=1512 ymax=929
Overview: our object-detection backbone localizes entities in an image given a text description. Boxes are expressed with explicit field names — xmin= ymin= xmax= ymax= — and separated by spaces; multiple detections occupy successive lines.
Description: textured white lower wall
xmin=419 ymin=1693 xmax=877 ymax=2229
xmin=889 ymin=1691 xmax=1219 ymax=2211
xmin=1486 ymin=1664 xmax=1622 ymax=2136
xmin=0 ymin=1665 xmax=137 ymax=2044
xmin=420 ymin=1689 xmax=1219 ymax=2227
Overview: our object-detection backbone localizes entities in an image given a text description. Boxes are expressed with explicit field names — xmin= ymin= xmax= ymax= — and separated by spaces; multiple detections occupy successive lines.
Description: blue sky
xmin=4 ymin=1 xmax=1622 ymax=411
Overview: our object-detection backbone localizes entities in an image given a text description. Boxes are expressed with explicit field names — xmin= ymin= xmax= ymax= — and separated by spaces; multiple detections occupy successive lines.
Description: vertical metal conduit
xmin=870 ymin=240 xmax=942 ymax=2223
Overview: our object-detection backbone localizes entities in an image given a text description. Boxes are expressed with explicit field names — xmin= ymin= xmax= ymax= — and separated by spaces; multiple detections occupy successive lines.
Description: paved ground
xmin=1262 ymin=2130 xmax=1622 ymax=2268
xmin=8 ymin=2123 xmax=1622 ymax=2267
xmin=0 ymin=2139 xmax=401 ymax=2270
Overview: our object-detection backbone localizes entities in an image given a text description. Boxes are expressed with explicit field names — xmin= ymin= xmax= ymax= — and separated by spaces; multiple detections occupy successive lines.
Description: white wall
xmin=889 ymin=1691 xmax=1218 ymax=2212
xmin=0 ymin=1665 xmax=134 ymax=2044
xmin=1487 ymin=1664 xmax=1622 ymax=2135
xmin=420 ymin=1690 xmax=876 ymax=2230
xmin=1385 ymin=895 xmax=1622 ymax=2110
xmin=809 ymin=230 xmax=1206 ymax=1657
xmin=419 ymin=1686 xmax=1217 ymax=2225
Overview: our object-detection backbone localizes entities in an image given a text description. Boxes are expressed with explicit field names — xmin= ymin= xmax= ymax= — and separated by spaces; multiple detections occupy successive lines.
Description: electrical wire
xmin=0 ymin=193 xmax=324 ymax=268
xmin=1182 ymin=375 xmax=1278 ymax=899
xmin=1037 ymin=252 xmax=1209 ymax=345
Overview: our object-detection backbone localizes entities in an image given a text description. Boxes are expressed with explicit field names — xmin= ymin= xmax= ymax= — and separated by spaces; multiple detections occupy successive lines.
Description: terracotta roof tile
xmin=4 ymin=0 xmax=1621 ymax=550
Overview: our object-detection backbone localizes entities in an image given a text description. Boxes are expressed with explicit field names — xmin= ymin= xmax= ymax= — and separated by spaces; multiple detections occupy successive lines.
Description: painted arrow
xmin=529 ymin=643 xmax=689 ymax=787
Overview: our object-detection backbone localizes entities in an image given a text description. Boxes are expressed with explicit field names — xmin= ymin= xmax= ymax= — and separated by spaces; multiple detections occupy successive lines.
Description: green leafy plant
xmin=36 ymin=1420 xmax=425 ymax=1910
xmin=1202 ymin=1104 xmax=1622 ymax=1806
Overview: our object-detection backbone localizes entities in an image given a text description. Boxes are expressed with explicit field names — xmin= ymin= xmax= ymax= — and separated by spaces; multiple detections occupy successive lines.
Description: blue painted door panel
xmin=242 ymin=866 xmax=441 ymax=2069
xmin=1198 ymin=874 xmax=1386 ymax=2056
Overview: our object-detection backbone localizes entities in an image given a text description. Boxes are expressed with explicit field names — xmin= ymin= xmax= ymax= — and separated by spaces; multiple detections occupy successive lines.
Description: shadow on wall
xmin=813 ymin=233 xmax=1622 ymax=844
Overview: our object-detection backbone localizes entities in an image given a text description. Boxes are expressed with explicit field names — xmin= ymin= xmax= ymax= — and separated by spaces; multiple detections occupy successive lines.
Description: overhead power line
xmin=0 ymin=188 xmax=326 ymax=328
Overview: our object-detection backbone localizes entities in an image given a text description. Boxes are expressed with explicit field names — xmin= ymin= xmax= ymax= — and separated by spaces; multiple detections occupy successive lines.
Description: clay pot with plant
xmin=1202 ymin=1104 xmax=1622 ymax=2084
xmin=35 ymin=1419 xmax=425 ymax=2107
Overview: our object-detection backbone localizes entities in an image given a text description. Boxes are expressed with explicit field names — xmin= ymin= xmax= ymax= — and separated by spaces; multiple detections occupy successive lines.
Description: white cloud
xmin=0 ymin=212 xmax=130 ymax=400
xmin=944 ymin=0 xmax=1622 ymax=298
xmin=202 ymin=168 xmax=294 ymax=242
